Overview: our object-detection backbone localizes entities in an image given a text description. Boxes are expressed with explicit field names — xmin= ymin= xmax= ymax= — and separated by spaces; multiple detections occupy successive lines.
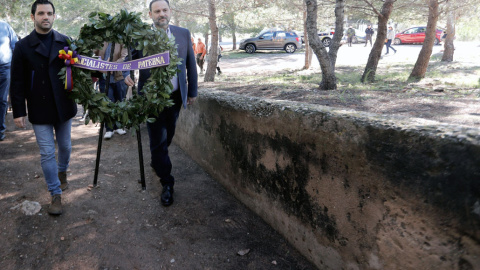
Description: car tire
xmin=353 ymin=36 xmax=358 ymax=44
xmin=434 ymin=38 xmax=440 ymax=45
xmin=394 ymin=38 xmax=402 ymax=45
xmin=245 ymin=44 xmax=256 ymax=54
xmin=322 ymin=37 xmax=331 ymax=47
xmin=284 ymin=43 xmax=297 ymax=53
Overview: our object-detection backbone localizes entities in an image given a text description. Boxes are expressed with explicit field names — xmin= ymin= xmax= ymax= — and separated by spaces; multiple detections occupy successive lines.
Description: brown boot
xmin=48 ymin=194 xmax=63 ymax=215
xmin=58 ymin=171 xmax=69 ymax=191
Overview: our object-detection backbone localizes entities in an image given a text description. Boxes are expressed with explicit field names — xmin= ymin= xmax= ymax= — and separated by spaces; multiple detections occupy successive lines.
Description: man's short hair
xmin=31 ymin=0 xmax=55 ymax=15
xmin=149 ymin=0 xmax=170 ymax=11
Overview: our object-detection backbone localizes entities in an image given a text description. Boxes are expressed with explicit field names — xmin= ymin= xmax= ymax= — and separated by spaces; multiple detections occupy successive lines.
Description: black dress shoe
xmin=161 ymin=185 xmax=174 ymax=206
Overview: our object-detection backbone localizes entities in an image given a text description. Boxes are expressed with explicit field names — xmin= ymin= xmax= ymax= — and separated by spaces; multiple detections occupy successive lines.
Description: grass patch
xmin=215 ymin=58 xmax=479 ymax=96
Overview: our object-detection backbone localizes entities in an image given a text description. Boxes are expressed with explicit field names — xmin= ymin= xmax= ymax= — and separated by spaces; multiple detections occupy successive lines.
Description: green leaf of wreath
xmin=60 ymin=10 xmax=181 ymax=130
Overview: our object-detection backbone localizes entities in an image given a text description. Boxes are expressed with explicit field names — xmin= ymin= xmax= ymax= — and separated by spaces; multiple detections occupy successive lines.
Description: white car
xmin=299 ymin=30 xmax=335 ymax=47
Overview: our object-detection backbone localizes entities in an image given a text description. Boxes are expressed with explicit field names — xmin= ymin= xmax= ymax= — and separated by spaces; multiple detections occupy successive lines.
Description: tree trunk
xmin=231 ymin=14 xmax=237 ymax=50
xmin=361 ymin=0 xmax=396 ymax=83
xmin=305 ymin=0 xmax=339 ymax=90
xmin=232 ymin=31 xmax=237 ymax=50
xmin=441 ymin=0 xmax=455 ymax=62
xmin=409 ymin=0 xmax=440 ymax=81
xmin=204 ymin=23 xmax=210 ymax=53
xmin=302 ymin=7 xmax=312 ymax=69
xmin=172 ymin=11 xmax=179 ymax=26
xmin=327 ymin=0 xmax=345 ymax=69
xmin=204 ymin=0 xmax=218 ymax=82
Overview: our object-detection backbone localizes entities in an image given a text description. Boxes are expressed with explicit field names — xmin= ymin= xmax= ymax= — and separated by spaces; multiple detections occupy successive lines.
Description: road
xmin=218 ymin=41 xmax=479 ymax=75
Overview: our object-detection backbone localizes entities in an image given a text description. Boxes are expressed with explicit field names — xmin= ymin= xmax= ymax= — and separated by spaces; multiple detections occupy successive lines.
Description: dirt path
xmin=0 ymin=111 xmax=316 ymax=269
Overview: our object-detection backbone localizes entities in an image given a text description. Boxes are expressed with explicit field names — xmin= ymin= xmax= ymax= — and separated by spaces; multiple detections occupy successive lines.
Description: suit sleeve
xmin=10 ymin=44 xmax=27 ymax=119
xmin=185 ymin=30 xmax=198 ymax=98
xmin=201 ymin=45 xmax=206 ymax=58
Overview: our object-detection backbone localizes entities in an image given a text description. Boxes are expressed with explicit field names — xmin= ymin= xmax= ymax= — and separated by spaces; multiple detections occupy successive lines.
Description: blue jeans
xmin=147 ymin=90 xmax=182 ymax=187
xmin=32 ymin=119 xmax=72 ymax=196
xmin=385 ymin=39 xmax=396 ymax=54
xmin=0 ymin=65 xmax=10 ymax=135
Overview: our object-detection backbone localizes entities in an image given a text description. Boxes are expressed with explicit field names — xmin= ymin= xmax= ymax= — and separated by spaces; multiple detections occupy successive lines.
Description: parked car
xmin=342 ymin=29 xmax=367 ymax=44
xmin=239 ymin=30 xmax=302 ymax=53
xmin=318 ymin=30 xmax=335 ymax=47
xmin=394 ymin=26 xmax=443 ymax=45
xmin=299 ymin=30 xmax=335 ymax=47
xmin=353 ymin=29 xmax=367 ymax=44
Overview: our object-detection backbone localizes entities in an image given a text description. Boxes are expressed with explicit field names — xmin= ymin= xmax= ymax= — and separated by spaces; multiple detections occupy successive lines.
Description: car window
xmin=418 ymin=28 xmax=426 ymax=33
xmin=286 ymin=32 xmax=297 ymax=37
xmin=262 ymin=32 xmax=274 ymax=39
xmin=405 ymin=29 xmax=416 ymax=34
xmin=276 ymin=32 xmax=286 ymax=38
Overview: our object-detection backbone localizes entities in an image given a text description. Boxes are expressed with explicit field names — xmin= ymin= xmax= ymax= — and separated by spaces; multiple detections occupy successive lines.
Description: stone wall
xmin=174 ymin=89 xmax=480 ymax=270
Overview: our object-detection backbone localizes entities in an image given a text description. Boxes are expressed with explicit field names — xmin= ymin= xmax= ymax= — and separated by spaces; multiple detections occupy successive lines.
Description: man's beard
xmin=154 ymin=17 xmax=169 ymax=28
xmin=35 ymin=20 xmax=53 ymax=31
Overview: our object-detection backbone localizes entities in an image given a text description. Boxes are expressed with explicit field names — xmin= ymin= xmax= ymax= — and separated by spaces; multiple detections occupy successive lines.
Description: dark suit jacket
xmin=135 ymin=25 xmax=198 ymax=108
xmin=10 ymin=30 xmax=77 ymax=124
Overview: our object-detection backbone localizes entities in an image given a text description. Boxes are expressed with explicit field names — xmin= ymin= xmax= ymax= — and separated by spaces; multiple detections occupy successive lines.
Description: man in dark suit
xmin=10 ymin=0 xmax=77 ymax=215
xmin=125 ymin=0 xmax=198 ymax=206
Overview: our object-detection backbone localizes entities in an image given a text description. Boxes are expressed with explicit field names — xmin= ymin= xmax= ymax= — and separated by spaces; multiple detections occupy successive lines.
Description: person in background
xmin=346 ymin=26 xmax=355 ymax=47
xmin=0 ymin=19 xmax=18 ymax=141
xmin=10 ymin=0 xmax=77 ymax=215
xmin=385 ymin=26 xmax=397 ymax=55
xmin=216 ymin=45 xmax=223 ymax=75
xmin=125 ymin=0 xmax=197 ymax=207
xmin=94 ymin=42 xmax=129 ymax=139
xmin=191 ymin=37 xmax=196 ymax=58
xmin=365 ymin=25 xmax=374 ymax=47
xmin=195 ymin=37 xmax=206 ymax=75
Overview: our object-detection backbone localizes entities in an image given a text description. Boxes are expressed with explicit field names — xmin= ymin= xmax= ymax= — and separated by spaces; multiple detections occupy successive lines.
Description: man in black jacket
xmin=10 ymin=0 xmax=77 ymax=215
xmin=365 ymin=25 xmax=374 ymax=47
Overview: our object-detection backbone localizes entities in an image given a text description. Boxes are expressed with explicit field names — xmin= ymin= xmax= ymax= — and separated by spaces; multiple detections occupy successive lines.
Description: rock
xmin=87 ymin=210 xmax=98 ymax=215
xmin=10 ymin=200 xmax=41 ymax=215
xmin=237 ymin=249 xmax=250 ymax=256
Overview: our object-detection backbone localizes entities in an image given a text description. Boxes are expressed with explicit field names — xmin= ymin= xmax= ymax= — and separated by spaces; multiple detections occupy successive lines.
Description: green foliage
xmin=62 ymin=10 xmax=179 ymax=129
xmin=456 ymin=19 xmax=480 ymax=41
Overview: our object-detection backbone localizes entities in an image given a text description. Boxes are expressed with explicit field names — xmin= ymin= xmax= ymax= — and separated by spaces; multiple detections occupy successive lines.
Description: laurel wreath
xmin=59 ymin=10 xmax=181 ymax=130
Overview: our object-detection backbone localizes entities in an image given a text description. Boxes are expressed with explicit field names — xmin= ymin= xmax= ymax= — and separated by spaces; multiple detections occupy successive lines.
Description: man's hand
xmin=187 ymin=97 xmax=196 ymax=105
xmin=14 ymin=117 xmax=26 ymax=128
xmin=124 ymin=75 xmax=135 ymax=87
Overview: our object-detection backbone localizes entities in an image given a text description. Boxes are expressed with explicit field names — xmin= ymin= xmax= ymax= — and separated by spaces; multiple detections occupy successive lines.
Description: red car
xmin=394 ymin=26 xmax=443 ymax=45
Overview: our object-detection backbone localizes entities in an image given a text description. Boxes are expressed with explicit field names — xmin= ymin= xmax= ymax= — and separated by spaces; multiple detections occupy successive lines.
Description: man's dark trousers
xmin=147 ymin=90 xmax=182 ymax=187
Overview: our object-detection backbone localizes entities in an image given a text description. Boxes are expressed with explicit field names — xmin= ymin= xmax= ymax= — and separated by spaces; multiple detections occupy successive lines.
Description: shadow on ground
xmin=0 ymin=108 xmax=316 ymax=270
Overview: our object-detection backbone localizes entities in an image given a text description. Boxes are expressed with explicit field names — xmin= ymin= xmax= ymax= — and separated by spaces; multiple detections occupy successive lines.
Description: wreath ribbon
xmin=58 ymin=47 xmax=79 ymax=91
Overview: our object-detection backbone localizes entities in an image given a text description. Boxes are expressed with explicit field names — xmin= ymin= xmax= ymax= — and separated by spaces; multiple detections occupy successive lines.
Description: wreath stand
xmin=92 ymin=43 xmax=147 ymax=190
xmin=61 ymin=10 xmax=178 ymax=192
